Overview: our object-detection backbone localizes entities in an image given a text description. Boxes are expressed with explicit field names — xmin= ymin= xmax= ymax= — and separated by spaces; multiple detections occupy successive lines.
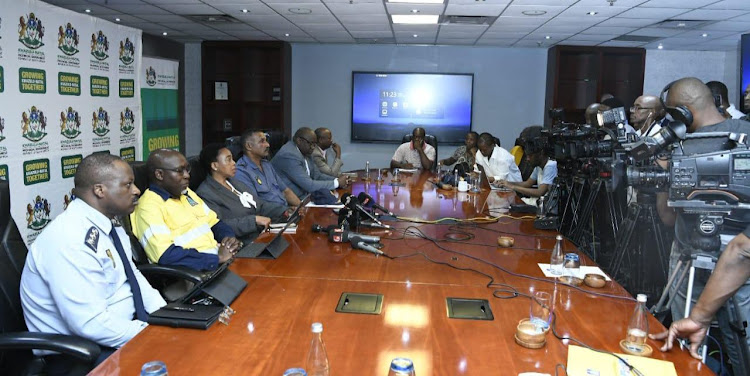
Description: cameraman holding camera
xmin=496 ymin=126 xmax=557 ymax=198
xmin=653 ymin=77 xmax=750 ymax=372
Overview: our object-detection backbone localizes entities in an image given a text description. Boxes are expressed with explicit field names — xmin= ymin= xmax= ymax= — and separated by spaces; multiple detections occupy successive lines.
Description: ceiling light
xmin=162 ymin=32 xmax=168 ymax=36
xmin=545 ymin=35 xmax=551 ymax=39
xmin=241 ymin=9 xmax=248 ymax=13
xmin=413 ymin=34 xmax=418 ymax=37
xmin=392 ymin=14 xmax=439 ymax=24
xmin=84 ymin=9 xmax=91 ymax=13
xmin=411 ymin=9 xmax=419 ymax=13
xmin=522 ymin=10 xmax=547 ymax=16
xmin=285 ymin=33 xmax=290 ymax=37
xmin=288 ymin=8 xmax=312 ymax=14
xmin=677 ymin=22 xmax=686 ymax=27
xmin=702 ymin=33 xmax=708 ymax=37
xmin=115 ymin=17 xmax=121 ymax=22
xmin=657 ymin=43 xmax=663 ymax=49
xmin=388 ymin=0 xmax=444 ymax=4
xmin=588 ymin=11 xmax=598 ymax=16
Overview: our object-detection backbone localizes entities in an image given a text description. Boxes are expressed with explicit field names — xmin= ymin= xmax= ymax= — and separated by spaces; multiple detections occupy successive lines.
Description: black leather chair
xmin=187 ymin=155 xmax=206 ymax=192
xmin=0 ymin=180 xmax=101 ymax=375
xmin=401 ymin=133 xmax=439 ymax=172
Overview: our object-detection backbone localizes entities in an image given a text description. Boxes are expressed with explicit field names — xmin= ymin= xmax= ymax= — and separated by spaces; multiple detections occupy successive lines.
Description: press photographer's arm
xmin=651 ymin=229 xmax=750 ymax=359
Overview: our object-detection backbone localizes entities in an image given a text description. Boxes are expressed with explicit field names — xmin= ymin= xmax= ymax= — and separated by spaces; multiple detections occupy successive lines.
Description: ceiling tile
xmin=509 ymin=0 xmax=577 ymax=6
xmin=350 ymin=30 xmax=394 ymax=38
xmin=338 ymin=14 xmax=390 ymax=24
xmin=534 ymin=25 xmax=590 ymax=33
xmin=103 ymin=3 xmax=172 ymax=15
xmin=265 ymin=2 xmax=333 ymax=16
xmin=214 ymin=23 xmax=261 ymax=32
xmin=144 ymin=0 xmax=205 ymax=4
xmin=581 ymin=26 xmax=637 ymax=35
xmin=44 ymin=0 xmax=94 ymax=5
xmin=263 ymin=0 xmax=321 ymax=3
xmin=395 ymin=29 xmax=438 ymax=38
xmin=393 ymin=24 xmax=439 ymax=33
xmin=86 ymin=0 xmax=143 ymax=4
xmin=450 ymin=0 xmax=508 ymax=4
xmin=678 ymin=9 xmax=750 ymax=21
xmin=137 ymin=14 xmax=193 ymax=23
xmin=345 ymin=24 xmax=392 ymax=32
xmin=475 ymin=39 xmax=516 ymax=46
xmin=438 ymin=30 xmax=487 ymax=39
xmin=316 ymin=37 xmax=356 ymax=43
xmin=154 ymin=4 xmax=224 ymax=15
xmin=678 ymin=30 xmax=736 ymax=38
xmin=629 ymin=27 xmax=685 ymax=37
xmin=487 ymin=24 xmax=539 ymax=33
xmin=513 ymin=40 xmax=549 ymax=47
xmin=650 ymin=37 xmax=697 ymax=46
xmin=492 ymin=16 xmax=549 ymax=26
xmin=211 ymin=3 xmax=276 ymax=15
xmin=639 ymin=0 xmax=716 ymax=8
xmin=595 ymin=17 xmax=660 ymax=27
xmin=500 ymin=5 xmax=568 ymax=19
xmin=575 ymin=0 xmax=645 ymax=5
xmin=436 ymin=38 xmax=478 ymax=45
xmin=617 ymin=7 xmax=688 ymax=19
xmin=286 ymin=15 xmax=340 ymax=24
xmin=298 ymin=24 xmax=347 ymax=32
xmin=704 ymin=0 xmax=750 ymax=10
xmin=598 ymin=40 xmax=647 ymax=47
xmin=386 ymin=3 xmax=445 ymax=15
xmin=326 ymin=2 xmax=386 ymax=15
xmin=395 ymin=37 xmax=436 ymax=44
xmin=566 ymin=34 xmax=619 ymax=42
xmin=444 ymin=4 xmax=508 ymax=17
xmin=307 ymin=30 xmax=350 ymax=38
xmin=697 ymin=21 xmax=750 ymax=31
xmin=439 ymin=24 xmax=489 ymax=33
xmin=543 ymin=16 xmax=601 ymax=28
xmin=558 ymin=5 xmax=629 ymax=18
xmin=525 ymin=33 xmax=573 ymax=41
xmin=482 ymin=31 xmax=531 ymax=38
xmin=108 ymin=15 xmax=146 ymax=24
xmin=69 ymin=4 xmax=120 ymax=15
xmin=557 ymin=40 xmax=598 ymax=46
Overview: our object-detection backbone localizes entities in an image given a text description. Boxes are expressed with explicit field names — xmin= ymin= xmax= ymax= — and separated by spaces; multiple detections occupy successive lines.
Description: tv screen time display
xmin=351 ymin=72 xmax=473 ymax=144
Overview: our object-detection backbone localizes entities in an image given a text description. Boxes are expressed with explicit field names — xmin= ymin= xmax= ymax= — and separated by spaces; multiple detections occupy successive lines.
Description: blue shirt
xmin=235 ymin=155 xmax=288 ymax=206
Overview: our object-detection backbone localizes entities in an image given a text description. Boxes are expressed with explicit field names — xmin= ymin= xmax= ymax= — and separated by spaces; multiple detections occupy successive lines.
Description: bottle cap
xmin=311 ymin=322 xmax=323 ymax=333
xmin=390 ymin=358 xmax=414 ymax=372
xmin=555 ymin=235 xmax=563 ymax=240
xmin=636 ymin=294 xmax=647 ymax=303
xmin=282 ymin=368 xmax=307 ymax=376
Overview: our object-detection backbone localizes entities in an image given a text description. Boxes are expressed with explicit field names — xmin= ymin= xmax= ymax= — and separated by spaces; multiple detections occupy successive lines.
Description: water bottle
xmin=306 ymin=323 xmax=330 ymax=376
xmin=388 ymin=358 xmax=415 ymax=376
xmin=537 ymin=195 xmax=546 ymax=217
xmin=141 ymin=361 xmax=168 ymax=376
xmin=550 ymin=235 xmax=564 ymax=276
xmin=625 ymin=294 xmax=649 ymax=352
xmin=365 ymin=161 xmax=370 ymax=178
xmin=453 ymin=169 xmax=459 ymax=188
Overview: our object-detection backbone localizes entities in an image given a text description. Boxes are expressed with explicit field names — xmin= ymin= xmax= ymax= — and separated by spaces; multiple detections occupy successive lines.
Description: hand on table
xmin=649 ymin=317 xmax=708 ymax=359
xmin=218 ymin=237 xmax=242 ymax=262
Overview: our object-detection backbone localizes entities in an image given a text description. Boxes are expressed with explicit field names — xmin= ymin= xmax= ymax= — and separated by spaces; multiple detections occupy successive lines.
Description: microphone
xmin=349 ymin=235 xmax=384 ymax=255
xmin=360 ymin=220 xmax=392 ymax=229
xmin=312 ymin=224 xmax=339 ymax=234
xmin=342 ymin=193 xmax=384 ymax=226
xmin=358 ymin=192 xmax=395 ymax=217
xmin=328 ymin=229 xmax=380 ymax=243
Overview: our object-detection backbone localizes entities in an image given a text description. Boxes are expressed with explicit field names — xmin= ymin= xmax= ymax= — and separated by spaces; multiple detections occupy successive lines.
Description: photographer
xmin=656 ymin=77 xmax=750 ymax=371
xmin=496 ymin=126 xmax=557 ymax=198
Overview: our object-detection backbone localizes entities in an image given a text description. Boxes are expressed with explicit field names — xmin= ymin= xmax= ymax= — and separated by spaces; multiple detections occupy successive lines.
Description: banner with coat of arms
xmin=140 ymin=56 xmax=179 ymax=160
xmin=0 ymin=0 xmax=142 ymax=245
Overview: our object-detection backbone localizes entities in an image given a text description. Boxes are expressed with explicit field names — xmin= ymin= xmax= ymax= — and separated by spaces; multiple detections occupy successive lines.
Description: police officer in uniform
xmin=20 ymin=153 xmax=166 ymax=375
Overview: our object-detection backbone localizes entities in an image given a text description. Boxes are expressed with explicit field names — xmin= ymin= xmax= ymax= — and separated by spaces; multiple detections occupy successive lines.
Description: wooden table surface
xmin=91 ymin=171 xmax=713 ymax=376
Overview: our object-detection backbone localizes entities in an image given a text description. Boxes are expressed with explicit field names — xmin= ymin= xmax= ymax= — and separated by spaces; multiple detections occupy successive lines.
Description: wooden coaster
xmin=619 ymin=340 xmax=653 ymax=357
xmin=557 ymin=276 xmax=583 ymax=286
xmin=515 ymin=334 xmax=546 ymax=349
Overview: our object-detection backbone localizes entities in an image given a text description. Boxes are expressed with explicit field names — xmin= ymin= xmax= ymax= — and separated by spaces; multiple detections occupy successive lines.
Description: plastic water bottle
xmin=550 ymin=235 xmax=564 ymax=276
xmin=453 ymin=169 xmax=459 ymax=188
xmin=141 ymin=361 xmax=168 ymax=376
xmin=306 ymin=323 xmax=330 ymax=376
xmin=625 ymin=294 xmax=649 ymax=352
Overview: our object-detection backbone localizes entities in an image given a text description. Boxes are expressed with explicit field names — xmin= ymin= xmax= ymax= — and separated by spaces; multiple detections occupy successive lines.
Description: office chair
xmin=0 ymin=180 xmax=101 ymax=375
xmin=401 ymin=133 xmax=439 ymax=172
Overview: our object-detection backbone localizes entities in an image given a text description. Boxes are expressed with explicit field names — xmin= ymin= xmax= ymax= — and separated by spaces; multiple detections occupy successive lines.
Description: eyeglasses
xmin=298 ymin=137 xmax=316 ymax=147
xmin=630 ymin=106 xmax=654 ymax=112
xmin=157 ymin=165 xmax=191 ymax=175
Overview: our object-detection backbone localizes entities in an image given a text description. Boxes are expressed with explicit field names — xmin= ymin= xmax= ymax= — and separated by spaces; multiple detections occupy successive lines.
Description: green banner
xmin=90 ymin=75 xmax=109 ymax=97
xmin=60 ymin=155 xmax=82 ymax=179
xmin=120 ymin=147 xmax=136 ymax=162
xmin=19 ymin=68 xmax=46 ymax=94
xmin=119 ymin=79 xmax=135 ymax=98
xmin=58 ymin=72 xmax=81 ymax=96
xmin=0 ymin=165 xmax=8 ymax=182
xmin=0 ymin=66 xmax=4 ymax=93
xmin=23 ymin=159 xmax=50 ymax=186
xmin=141 ymin=88 xmax=179 ymax=159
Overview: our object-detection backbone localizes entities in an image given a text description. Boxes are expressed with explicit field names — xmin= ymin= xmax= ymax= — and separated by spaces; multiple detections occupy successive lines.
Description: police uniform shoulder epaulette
xmin=84 ymin=226 xmax=99 ymax=252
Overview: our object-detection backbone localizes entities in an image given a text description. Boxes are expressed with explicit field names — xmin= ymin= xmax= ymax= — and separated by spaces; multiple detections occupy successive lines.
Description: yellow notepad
xmin=567 ymin=345 xmax=677 ymax=376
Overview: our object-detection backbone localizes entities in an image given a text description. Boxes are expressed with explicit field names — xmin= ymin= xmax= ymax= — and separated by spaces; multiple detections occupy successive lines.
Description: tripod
xmin=608 ymin=202 xmax=671 ymax=297
xmin=652 ymin=252 xmax=750 ymax=375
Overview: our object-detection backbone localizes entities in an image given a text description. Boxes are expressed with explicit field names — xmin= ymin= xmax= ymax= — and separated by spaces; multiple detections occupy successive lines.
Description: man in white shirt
xmin=475 ymin=132 xmax=522 ymax=183
xmin=630 ymin=95 xmax=666 ymax=137
xmin=20 ymin=153 xmax=166 ymax=373
xmin=390 ymin=127 xmax=435 ymax=170
xmin=706 ymin=80 xmax=746 ymax=119
xmin=497 ymin=127 xmax=557 ymax=197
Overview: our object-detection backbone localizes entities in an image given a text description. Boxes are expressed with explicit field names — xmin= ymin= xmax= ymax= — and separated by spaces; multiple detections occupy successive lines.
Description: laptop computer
xmin=235 ymin=194 xmax=310 ymax=259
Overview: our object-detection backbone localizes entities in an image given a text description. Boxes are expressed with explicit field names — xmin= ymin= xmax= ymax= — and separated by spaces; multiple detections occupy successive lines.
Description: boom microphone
xmin=349 ymin=236 xmax=384 ymax=255
xmin=359 ymin=220 xmax=392 ymax=229
xmin=328 ymin=229 xmax=380 ymax=243
xmin=357 ymin=192 xmax=395 ymax=217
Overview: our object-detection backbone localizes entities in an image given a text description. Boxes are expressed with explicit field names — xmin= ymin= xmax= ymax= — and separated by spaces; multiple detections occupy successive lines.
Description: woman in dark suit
xmin=196 ymin=143 xmax=288 ymax=243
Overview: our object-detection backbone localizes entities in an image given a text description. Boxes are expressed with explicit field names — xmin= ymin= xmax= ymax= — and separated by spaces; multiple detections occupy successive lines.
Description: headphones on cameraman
xmin=659 ymin=80 xmax=694 ymax=127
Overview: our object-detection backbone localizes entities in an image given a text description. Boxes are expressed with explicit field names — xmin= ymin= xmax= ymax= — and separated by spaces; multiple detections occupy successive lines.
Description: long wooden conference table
xmin=91 ymin=171 xmax=713 ymax=375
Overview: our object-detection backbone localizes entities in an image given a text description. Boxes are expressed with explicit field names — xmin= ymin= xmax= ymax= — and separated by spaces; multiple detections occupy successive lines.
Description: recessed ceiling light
xmin=411 ymin=9 xmax=419 ymax=13
xmin=388 ymin=0 xmax=444 ymax=4
xmin=702 ymin=33 xmax=708 ymax=37
xmin=522 ymin=10 xmax=547 ymax=16
xmin=115 ymin=17 xmax=121 ymax=22
xmin=413 ymin=34 xmax=418 ymax=37
xmin=588 ymin=11 xmax=598 ymax=16
xmin=677 ymin=22 xmax=686 ymax=27
xmin=284 ymin=33 xmax=290 ymax=37
xmin=657 ymin=43 xmax=663 ymax=49
xmin=241 ymin=9 xmax=248 ymax=13
xmin=84 ymin=9 xmax=91 ymax=13
xmin=162 ymin=32 xmax=168 ymax=36
xmin=288 ymin=7 xmax=312 ymax=14
xmin=545 ymin=35 xmax=551 ymax=39
xmin=392 ymin=14 xmax=439 ymax=24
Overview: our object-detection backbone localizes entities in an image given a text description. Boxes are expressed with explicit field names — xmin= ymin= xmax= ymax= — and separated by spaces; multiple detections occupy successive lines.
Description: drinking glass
xmin=141 ymin=361 xmax=168 ymax=376
xmin=529 ymin=291 xmax=551 ymax=331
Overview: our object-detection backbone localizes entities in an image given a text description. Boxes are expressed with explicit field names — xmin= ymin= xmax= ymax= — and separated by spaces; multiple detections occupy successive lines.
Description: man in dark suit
xmin=270 ymin=127 xmax=350 ymax=201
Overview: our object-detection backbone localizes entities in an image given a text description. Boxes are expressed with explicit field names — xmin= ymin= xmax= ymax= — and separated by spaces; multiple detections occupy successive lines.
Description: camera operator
xmin=496 ymin=126 xmax=557 ymax=198
xmin=631 ymin=95 xmax=667 ymax=138
xmin=655 ymin=77 xmax=750 ymax=370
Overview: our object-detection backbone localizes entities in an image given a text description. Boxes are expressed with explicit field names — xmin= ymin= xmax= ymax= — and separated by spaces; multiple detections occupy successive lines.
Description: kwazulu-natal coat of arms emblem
xmin=92 ymin=107 xmax=110 ymax=136
xmin=63 ymin=189 xmax=75 ymax=210
xmin=119 ymin=37 xmax=135 ymax=65
xmin=21 ymin=106 xmax=48 ymax=142
xmin=120 ymin=107 xmax=135 ymax=134
xmin=60 ymin=106 xmax=81 ymax=139
xmin=0 ymin=116 xmax=5 ymax=142
xmin=146 ymin=66 xmax=156 ymax=86
xmin=90 ymin=30 xmax=109 ymax=60
xmin=26 ymin=195 xmax=51 ymax=231
xmin=58 ymin=22 xmax=79 ymax=56
xmin=19 ymin=13 xmax=45 ymax=49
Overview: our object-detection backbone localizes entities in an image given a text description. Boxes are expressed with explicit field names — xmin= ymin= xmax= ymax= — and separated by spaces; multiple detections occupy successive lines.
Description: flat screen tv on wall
xmin=741 ymin=33 xmax=750 ymax=114
xmin=351 ymin=72 xmax=474 ymax=144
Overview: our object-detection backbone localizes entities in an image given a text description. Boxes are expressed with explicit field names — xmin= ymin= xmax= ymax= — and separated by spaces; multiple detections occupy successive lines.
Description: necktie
xmin=110 ymin=227 xmax=149 ymax=322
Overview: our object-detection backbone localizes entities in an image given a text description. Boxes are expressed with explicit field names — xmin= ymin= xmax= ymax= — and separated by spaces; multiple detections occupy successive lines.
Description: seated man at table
xmin=130 ymin=149 xmax=241 ymax=271
xmin=496 ymin=126 xmax=557 ymax=197
xmin=20 ymin=153 xmax=166 ymax=372
xmin=235 ymin=130 xmax=301 ymax=208
xmin=475 ymin=132 xmax=522 ymax=184
xmin=271 ymin=127 xmax=349 ymax=203
xmin=439 ymin=131 xmax=478 ymax=169
xmin=312 ymin=127 xmax=343 ymax=178
xmin=390 ymin=126 xmax=435 ymax=170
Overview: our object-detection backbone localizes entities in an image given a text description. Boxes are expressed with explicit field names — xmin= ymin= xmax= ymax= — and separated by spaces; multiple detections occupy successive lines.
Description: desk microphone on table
xmin=349 ymin=236 xmax=384 ymax=255
xmin=328 ymin=229 xmax=380 ymax=243
xmin=312 ymin=224 xmax=339 ymax=234
xmin=342 ymin=193 xmax=387 ymax=228
xmin=358 ymin=192 xmax=395 ymax=217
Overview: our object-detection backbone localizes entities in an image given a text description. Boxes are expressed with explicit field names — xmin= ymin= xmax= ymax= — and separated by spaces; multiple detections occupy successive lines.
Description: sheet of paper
xmin=537 ymin=263 xmax=611 ymax=280
xmin=305 ymin=203 xmax=344 ymax=209
xmin=567 ymin=345 xmax=677 ymax=376
xmin=397 ymin=168 xmax=418 ymax=173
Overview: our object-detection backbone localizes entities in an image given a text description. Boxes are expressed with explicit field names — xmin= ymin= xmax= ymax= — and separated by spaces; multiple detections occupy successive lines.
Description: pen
xmin=164 ymin=306 xmax=195 ymax=312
